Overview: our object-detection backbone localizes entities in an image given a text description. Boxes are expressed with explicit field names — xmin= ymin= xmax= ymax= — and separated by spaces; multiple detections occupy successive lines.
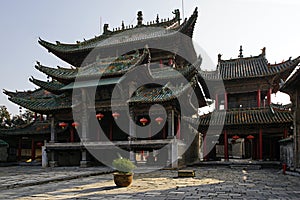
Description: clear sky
xmin=0 ymin=0 xmax=299 ymax=114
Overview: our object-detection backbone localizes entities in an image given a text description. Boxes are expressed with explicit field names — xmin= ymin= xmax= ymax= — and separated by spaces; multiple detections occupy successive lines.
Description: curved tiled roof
xmin=184 ymin=106 xmax=292 ymax=127
xmin=29 ymin=78 xmax=66 ymax=94
xmin=129 ymin=77 xmax=198 ymax=104
xmin=38 ymin=8 xmax=198 ymax=67
xmin=8 ymin=95 xmax=72 ymax=114
xmin=200 ymin=54 xmax=300 ymax=81
xmin=3 ymin=88 xmax=56 ymax=100
xmin=35 ymin=50 xmax=148 ymax=82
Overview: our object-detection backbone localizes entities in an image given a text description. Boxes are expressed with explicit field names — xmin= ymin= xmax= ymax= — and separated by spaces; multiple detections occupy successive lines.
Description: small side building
xmin=280 ymin=67 xmax=300 ymax=170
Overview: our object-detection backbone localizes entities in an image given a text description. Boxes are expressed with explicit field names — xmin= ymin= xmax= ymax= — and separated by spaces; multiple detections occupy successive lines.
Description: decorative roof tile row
xmin=37 ymin=8 xmax=198 ymax=67
xmin=8 ymin=95 xmax=72 ymax=114
xmin=35 ymin=50 xmax=148 ymax=82
xmin=185 ymin=107 xmax=292 ymax=127
xmin=200 ymin=54 xmax=300 ymax=80
xmin=29 ymin=78 xmax=66 ymax=94
xmin=38 ymin=9 xmax=195 ymax=53
xmin=129 ymin=77 xmax=197 ymax=104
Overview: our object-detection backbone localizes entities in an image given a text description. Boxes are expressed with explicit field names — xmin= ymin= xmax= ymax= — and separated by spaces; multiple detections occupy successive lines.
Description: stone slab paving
xmin=0 ymin=166 xmax=299 ymax=199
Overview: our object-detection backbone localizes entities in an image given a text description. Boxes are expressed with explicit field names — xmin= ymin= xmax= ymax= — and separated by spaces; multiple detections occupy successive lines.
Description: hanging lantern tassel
xmin=140 ymin=117 xmax=148 ymax=126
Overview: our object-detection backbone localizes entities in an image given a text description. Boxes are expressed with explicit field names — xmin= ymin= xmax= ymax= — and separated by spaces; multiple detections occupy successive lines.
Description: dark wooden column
xmin=203 ymin=133 xmax=207 ymax=161
xmin=176 ymin=115 xmax=181 ymax=139
xmin=70 ymin=128 xmax=74 ymax=142
xmin=267 ymin=88 xmax=272 ymax=105
xmin=224 ymin=130 xmax=229 ymax=161
xmin=259 ymin=129 xmax=263 ymax=160
xmin=31 ymin=139 xmax=35 ymax=160
xmin=283 ymin=128 xmax=288 ymax=138
xmin=167 ymin=110 xmax=174 ymax=138
xmin=257 ymin=89 xmax=261 ymax=107
xmin=50 ymin=117 xmax=56 ymax=143
xmin=215 ymin=93 xmax=219 ymax=110
xmin=109 ymin=121 xmax=113 ymax=141
xmin=18 ymin=138 xmax=22 ymax=161
xmin=81 ymin=89 xmax=88 ymax=141
xmin=224 ymin=92 xmax=228 ymax=110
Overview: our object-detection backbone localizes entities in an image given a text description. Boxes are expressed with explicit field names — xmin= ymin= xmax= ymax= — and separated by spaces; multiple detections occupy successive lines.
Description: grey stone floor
xmin=0 ymin=166 xmax=300 ymax=199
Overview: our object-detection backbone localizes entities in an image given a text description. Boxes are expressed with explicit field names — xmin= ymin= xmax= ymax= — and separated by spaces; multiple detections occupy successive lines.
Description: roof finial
xmin=121 ymin=21 xmax=125 ymax=30
xmin=218 ymin=54 xmax=222 ymax=61
xmin=239 ymin=45 xmax=243 ymax=58
xmin=261 ymin=47 xmax=266 ymax=56
xmin=137 ymin=11 xmax=143 ymax=26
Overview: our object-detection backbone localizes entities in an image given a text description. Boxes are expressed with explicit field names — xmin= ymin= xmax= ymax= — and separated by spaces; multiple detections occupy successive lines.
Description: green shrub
xmin=112 ymin=157 xmax=136 ymax=174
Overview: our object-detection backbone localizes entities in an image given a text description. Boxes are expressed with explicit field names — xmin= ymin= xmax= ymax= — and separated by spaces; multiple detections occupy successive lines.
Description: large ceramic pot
xmin=113 ymin=173 xmax=133 ymax=187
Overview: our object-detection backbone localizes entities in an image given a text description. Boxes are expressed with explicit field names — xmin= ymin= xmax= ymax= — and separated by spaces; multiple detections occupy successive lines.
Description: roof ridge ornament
xmin=238 ymin=45 xmax=243 ymax=58
xmin=137 ymin=11 xmax=143 ymax=26
xmin=261 ymin=47 xmax=266 ymax=56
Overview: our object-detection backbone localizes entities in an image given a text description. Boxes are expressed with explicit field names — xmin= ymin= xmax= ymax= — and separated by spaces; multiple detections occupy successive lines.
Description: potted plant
xmin=112 ymin=157 xmax=136 ymax=187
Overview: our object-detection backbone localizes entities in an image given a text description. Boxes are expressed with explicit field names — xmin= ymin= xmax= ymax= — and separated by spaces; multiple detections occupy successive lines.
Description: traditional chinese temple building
xmin=280 ymin=67 xmax=300 ymax=170
xmin=1 ymin=8 xmax=207 ymax=167
xmin=192 ymin=46 xmax=300 ymax=161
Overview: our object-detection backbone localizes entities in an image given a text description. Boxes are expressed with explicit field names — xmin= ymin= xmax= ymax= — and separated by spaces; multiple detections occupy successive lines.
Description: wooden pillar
xmin=257 ymin=88 xmax=261 ymax=108
xmin=283 ymin=128 xmax=288 ymax=138
xmin=149 ymin=124 xmax=152 ymax=140
xmin=109 ymin=121 xmax=113 ymax=141
xmin=176 ymin=115 xmax=181 ymax=139
xmin=224 ymin=130 xmax=229 ymax=161
xmin=215 ymin=93 xmax=219 ymax=110
xmin=50 ymin=117 xmax=56 ymax=143
xmin=259 ymin=129 xmax=263 ymax=160
xmin=163 ymin=126 xmax=166 ymax=139
xmin=129 ymin=111 xmax=136 ymax=139
xmin=203 ymin=133 xmax=207 ymax=160
xmin=81 ymin=89 xmax=88 ymax=142
xmin=225 ymin=92 xmax=228 ymax=110
xmin=31 ymin=139 xmax=35 ymax=160
xmin=18 ymin=138 xmax=22 ymax=161
xmin=267 ymin=88 xmax=272 ymax=105
xmin=167 ymin=110 xmax=174 ymax=138
xmin=70 ymin=128 xmax=74 ymax=143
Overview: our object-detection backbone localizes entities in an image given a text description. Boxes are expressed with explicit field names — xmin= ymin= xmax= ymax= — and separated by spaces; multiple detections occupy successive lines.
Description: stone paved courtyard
xmin=0 ymin=166 xmax=300 ymax=199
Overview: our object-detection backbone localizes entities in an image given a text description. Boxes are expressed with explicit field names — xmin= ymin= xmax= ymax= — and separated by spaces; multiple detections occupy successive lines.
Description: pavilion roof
xmin=184 ymin=106 xmax=292 ymax=128
xmin=199 ymin=49 xmax=300 ymax=81
xmin=0 ymin=121 xmax=49 ymax=136
xmin=8 ymin=94 xmax=72 ymax=114
xmin=38 ymin=8 xmax=198 ymax=67
xmin=129 ymin=77 xmax=198 ymax=104
xmin=34 ymin=49 xmax=148 ymax=83
xmin=29 ymin=78 xmax=65 ymax=95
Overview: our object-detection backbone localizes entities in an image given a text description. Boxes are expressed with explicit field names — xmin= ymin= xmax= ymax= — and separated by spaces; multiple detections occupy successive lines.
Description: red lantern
xmin=59 ymin=122 xmax=67 ymax=129
xmin=140 ymin=117 xmax=148 ymax=125
xmin=155 ymin=117 xmax=163 ymax=125
xmin=247 ymin=135 xmax=254 ymax=140
xmin=112 ymin=112 xmax=120 ymax=119
xmin=36 ymin=142 xmax=43 ymax=147
xmin=96 ymin=113 xmax=104 ymax=120
xmin=232 ymin=135 xmax=240 ymax=140
xmin=72 ymin=122 xmax=79 ymax=128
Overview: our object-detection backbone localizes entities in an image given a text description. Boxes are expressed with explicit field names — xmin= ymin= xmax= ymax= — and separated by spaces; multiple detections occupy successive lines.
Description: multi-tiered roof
xmin=3 ymin=8 xmax=205 ymax=117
